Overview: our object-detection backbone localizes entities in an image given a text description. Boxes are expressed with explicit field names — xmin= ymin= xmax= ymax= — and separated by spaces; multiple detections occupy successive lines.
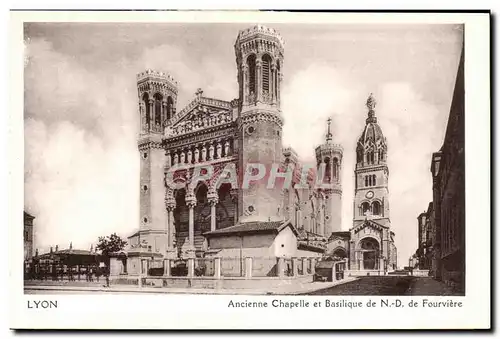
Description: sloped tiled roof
xmin=204 ymin=220 xmax=295 ymax=237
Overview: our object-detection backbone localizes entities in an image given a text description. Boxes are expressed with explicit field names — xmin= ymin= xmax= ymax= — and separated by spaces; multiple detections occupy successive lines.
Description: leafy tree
xmin=96 ymin=233 xmax=127 ymax=264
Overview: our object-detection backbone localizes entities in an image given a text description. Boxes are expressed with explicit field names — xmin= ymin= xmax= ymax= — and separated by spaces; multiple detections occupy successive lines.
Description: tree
xmin=96 ymin=233 xmax=127 ymax=263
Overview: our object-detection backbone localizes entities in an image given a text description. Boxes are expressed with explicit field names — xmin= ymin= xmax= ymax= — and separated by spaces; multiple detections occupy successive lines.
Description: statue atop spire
xmin=326 ymin=117 xmax=333 ymax=143
xmin=366 ymin=93 xmax=377 ymax=124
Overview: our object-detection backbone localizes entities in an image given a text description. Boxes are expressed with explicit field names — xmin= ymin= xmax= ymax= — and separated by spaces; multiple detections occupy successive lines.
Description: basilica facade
xmin=328 ymin=95 xmax=398 ymax=272
xmin=126 ymin=25 xmax=397 ymax=273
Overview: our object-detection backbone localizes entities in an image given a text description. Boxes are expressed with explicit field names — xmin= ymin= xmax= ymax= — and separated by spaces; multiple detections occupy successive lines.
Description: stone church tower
xmin=315 ymin=118 xmax=343 ymax=238
xmin=234 ymin=25 xmax=284 ymax=222
xmin=353 ymin=93 xmax=390 ymax=228
xmin=136 ymin=70 xmax=178 ymax=253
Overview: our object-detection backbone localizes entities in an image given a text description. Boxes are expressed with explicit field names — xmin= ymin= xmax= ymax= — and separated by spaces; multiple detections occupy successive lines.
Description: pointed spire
xmin=366 ymin=93 xmax=377 ymax=124
xmin=326 ymin=117 xmax=333 ymax=143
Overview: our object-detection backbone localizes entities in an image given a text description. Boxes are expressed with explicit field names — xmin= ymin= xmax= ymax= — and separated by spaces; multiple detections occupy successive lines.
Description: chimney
xmin=35 ymin=248 xmax=39 ymax=257
xmin=90 ymin=244 xmax=94 ymax=253
xmin=69 ymin=242 xmax=73 ymax=250
xmin=55 ymin=245 xmax=59 ymax=252
xmin=50 ymin=246 xmax=53 ymax=253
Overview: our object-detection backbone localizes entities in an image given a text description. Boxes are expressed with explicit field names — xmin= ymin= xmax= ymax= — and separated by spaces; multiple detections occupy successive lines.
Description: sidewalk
xmin=24 ymin=277 xmax=358 ymax=295
xmin=406 ymin=277 xmax=462 ymax=296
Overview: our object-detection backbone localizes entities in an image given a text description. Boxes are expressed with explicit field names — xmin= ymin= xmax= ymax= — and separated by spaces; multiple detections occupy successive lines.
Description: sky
xmin=24 ymin=22 xmax=463 ymax=265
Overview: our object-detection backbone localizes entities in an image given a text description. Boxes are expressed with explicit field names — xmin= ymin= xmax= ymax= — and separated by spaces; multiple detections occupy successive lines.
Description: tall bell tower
xmin=235 ymin=25 xmax=285 ymax=222
xmin=136 ymin=69 xmax=178 ymax=253
xmin=315 ymin=118 xmax=343 ymax=237
xmin=353 ymin=94 xmax=390 ymax=228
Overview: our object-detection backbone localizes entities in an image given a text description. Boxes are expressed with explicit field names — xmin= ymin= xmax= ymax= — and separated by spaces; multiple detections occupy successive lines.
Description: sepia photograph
xmin=10 ymin=10 xmax=490 ymax=330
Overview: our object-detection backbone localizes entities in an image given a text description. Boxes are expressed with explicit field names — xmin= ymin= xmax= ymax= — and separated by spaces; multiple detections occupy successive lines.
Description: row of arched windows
xmin=323 ymin=157 xmax=340 ymax=183
xmin=365 ymin=150 xmax=386 ymax=165
xmin=365 ymin=174 xmax=377 ymax=187
xmin=142 ymin=93 xmax=174 ymax=131
xmin=246 ymin=54 xmax=280 ymax=98
xmin=361 ymin=201 xmax=382 ymax=216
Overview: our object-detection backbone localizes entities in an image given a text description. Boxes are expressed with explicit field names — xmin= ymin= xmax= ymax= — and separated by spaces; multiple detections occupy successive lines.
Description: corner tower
xmin=136 ymin=69 xmax=178 ymax=253
xmin=315 ymin=118 xmax=343 ymax=237
xmin=353 ymin=94 xmax=390 ymax=228
xmin=235 ymin=25 xmax=284 ymax=222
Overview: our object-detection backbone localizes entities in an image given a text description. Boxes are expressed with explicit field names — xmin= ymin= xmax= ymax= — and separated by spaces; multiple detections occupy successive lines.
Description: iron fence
xmin=171 ymin=259 xmax=188 ymax=277
xmin=194 ymin=258 xmax=215 ymax=277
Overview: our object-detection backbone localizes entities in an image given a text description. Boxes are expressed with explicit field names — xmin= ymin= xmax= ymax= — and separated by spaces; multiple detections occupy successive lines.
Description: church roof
xmin=357 ymin=93 xmax=386 ymax=146
xmin=358 ymin=122 xmax=385 ymax=145
xmin=203 ymin=220 xmax=296 ymax=237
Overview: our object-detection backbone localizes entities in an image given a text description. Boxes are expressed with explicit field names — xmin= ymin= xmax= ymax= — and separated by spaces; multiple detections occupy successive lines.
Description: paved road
xmin=304 ymin=276 xmax=459 ymax=296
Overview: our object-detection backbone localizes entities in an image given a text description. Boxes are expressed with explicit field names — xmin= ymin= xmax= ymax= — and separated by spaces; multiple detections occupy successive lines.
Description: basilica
xmin=125 ymin=24 xmax=397 ymax=275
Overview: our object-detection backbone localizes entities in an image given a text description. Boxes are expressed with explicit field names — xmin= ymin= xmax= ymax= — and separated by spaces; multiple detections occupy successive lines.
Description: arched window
xmin=324 ymin=157 xmax=331 ymax=183
xmin=153 ymin=93 xmax=163 ymax=128
xmin=262 ymin=54 xmax=271 ymax=93
xmin=361 ymin=202 xmax=370 ymax=216
xmin=372 ymin=201 xmax=381 ymax=215
xmin=365 ymin=176 xmax=369 ymax=187
xmin=367 ymin=151 xmax=374 ymax=164
xmin=166 ymin=96 xmax=174 ymax=120
xmin=195 ymin=183 xmax=208 ymax=205
xmin=247 ymin=54 xmax=256 ymax=95
xmin=373 ymin=175 xmax=376 ymax=186
xmin=143 ymin=93 xmax=150 ymax=130
xmin=332 ymin=158 xmax=338 ymax=181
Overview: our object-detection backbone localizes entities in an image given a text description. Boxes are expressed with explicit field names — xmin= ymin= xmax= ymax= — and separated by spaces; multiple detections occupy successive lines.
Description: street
xmin=304 ymin=276 xmax=462 ymax=296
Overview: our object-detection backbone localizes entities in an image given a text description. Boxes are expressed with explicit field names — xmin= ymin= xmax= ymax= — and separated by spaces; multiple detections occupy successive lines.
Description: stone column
xmin=292 ymin=258 xmax=299 ymax=277
xmin=187 ymin=258 xmax=195 ymax=277
xmin=310 ymin=258 xmax=316 ymax=275
xmin=185 ymin=192 xmax=197 ymax=258
xmin=270 ymin=63 xmax=276 ymax=101
xmin=163 ymin=259 xmax=171 ymax=277
xmin=165 ymin=201 xmax=176 ymax=259
xmin=245 ymin=257 xmax=252 ymax=279
xmin=214 ymin=257 xmax=221 ymax=279
xmin=216 ymin=142 xmax=222 ymax=159
xmin=208 ymin=144 xmax=214 ymax=161
xmin=208 ymin=191 xmax=219 ymax=232
xmin=194 ymin=148 xmax=200 ymax=164
xmin=297 ymin=207 xmax=303 ymax=229
xmin=148 ymin=99 xmax=154 ymax=130
xmin=165 ymin=151 xmax=171 ymax=169
xmin=277 ymin=257 xmax=285 ymax=279
xmin=230 ymin=188 xmax=239 ymax=224
xmin=256 ymin=57 xmax=262 ymax=101
xmin=242 ymin=64 xmax=248 ymax=104
xmin=224 ymin=141 xmax=230 ymax=157
xmin=201 ymin=145 xmax=207 ymax=162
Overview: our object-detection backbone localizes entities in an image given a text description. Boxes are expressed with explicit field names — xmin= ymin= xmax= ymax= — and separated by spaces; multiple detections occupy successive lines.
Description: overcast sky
xmin=24 ymin=22 xmax=463 ymax=264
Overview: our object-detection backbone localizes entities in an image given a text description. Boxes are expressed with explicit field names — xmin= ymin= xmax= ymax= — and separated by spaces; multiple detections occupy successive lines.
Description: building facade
xmin=416 ymin=202 xmax=434 ymax=270
xmin=430 ymin=47 xmax=465 ymax=292
xmin=126 ymin=25 xmax=344 ymax=263
xmin=329 ymin=95 xmax=397 ymax=273
xmin=24 ymin=211 xmax=34 ymax=260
